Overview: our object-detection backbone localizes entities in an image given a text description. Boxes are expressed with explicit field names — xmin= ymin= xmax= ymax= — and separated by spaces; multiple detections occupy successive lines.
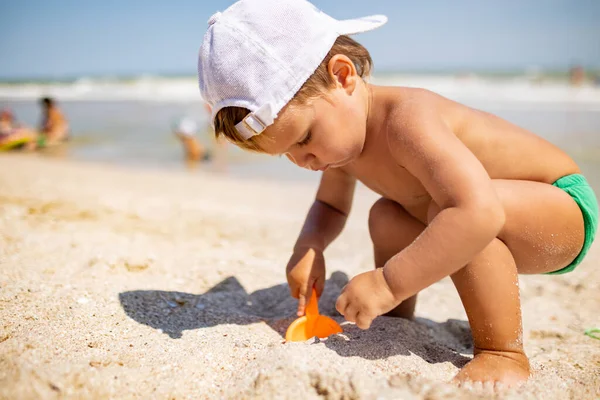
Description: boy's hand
xmin=335 ymin=268 xmax=399 ymax=329
xmin=286 ymin=247 xmax=326 ymax=316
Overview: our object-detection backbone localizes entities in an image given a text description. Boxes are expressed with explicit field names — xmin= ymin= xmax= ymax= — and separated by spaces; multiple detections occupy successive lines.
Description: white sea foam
xmin=1 ymin=74 xmax=599 ymax=109
xmin=372 ymin=75 xmax=600 ymax=109
xmin=0 ymin=76 xmax=201 ymax=103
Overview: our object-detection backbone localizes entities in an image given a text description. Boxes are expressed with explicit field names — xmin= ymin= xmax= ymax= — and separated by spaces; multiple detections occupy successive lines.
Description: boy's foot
xmin=453 ymin=349 xmax=530 ymax=387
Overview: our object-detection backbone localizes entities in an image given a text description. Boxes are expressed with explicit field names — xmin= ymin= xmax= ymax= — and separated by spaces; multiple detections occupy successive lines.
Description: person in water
xmin=172 ymin=116 xmax=211 ymax=164
xmin=0 ymin=109 xmax=38 ymax=150
xmin=38 ymin=97 xmax=69 ymax=146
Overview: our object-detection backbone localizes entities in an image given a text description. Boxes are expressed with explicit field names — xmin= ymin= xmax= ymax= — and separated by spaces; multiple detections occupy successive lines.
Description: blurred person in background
xmin=172 ymin=116 xmax=210 ymax=165
xmin=38 ymin=97 xmax=69 ymax=147
xmin=0 ymin=108 xmax=38 ymax=151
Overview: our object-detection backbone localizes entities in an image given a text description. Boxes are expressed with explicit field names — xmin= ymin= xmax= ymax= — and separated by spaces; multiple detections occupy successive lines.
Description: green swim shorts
xmin=546 ymin=174 xmax=599 ymax=275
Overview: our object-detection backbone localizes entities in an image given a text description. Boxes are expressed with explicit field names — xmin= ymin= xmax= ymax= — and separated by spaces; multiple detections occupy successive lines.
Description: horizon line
xmin=1 ymin=66 xmax=599 ymax=83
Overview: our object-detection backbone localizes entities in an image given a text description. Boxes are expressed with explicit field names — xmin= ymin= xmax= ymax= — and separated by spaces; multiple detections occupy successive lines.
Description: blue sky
xmin=1 ymin=0 xmax=599 ymax=79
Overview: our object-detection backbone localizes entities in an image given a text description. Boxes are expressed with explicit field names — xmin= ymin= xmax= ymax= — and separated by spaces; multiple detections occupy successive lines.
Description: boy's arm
xmin=384 ymin=103 xmax=505 ymax=301
xmin=288 ymin=167 xmax=356 ymax=314
xmin=294 ymin=167 xmax=356 ymax=252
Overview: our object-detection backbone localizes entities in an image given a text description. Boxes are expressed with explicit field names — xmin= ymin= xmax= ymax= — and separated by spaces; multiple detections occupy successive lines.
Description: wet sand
xmin=1 ymin=154 xmax=599 ymax=399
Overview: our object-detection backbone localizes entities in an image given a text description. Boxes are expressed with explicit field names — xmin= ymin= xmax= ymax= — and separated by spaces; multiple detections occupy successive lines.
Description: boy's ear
xmin=328 ymin=55 xmax=358 ymax=94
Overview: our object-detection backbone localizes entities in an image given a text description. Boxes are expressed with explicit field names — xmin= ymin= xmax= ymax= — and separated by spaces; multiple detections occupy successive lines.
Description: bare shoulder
xmin=388 ymin=87 xmax=466 ymax=125
xmin=383 ymin=88 xmax=453 ymax=155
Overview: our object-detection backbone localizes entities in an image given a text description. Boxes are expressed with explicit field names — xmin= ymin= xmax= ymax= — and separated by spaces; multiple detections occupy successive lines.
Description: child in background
xmin=172 ymin=117 xmax=210 ymax=163
xmin=197 ymin=0 xmax=598 ymax=386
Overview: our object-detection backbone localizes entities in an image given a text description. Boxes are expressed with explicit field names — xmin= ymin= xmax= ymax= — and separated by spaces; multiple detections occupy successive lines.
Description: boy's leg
xmin=369 ymin=198 xmax=425 ymax=318
xmin=450 ymin=238 xmax=530 ymax=384
xmin=428 ymin=179 xmax=585 ymax=385
xmin=493 ymin=179 xmax=585 ymax=274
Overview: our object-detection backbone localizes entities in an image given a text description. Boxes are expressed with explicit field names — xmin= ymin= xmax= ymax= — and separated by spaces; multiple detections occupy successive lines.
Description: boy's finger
xmin=335 ymin=293 xmax=348 ymax=316
xmin=297 ymin=292 xmax=307 ymax=316
xmin=355 ymin=312 xmax=372 ymax=330
xmin=297 ymin=279 xmax=315 ymax=316
xmin=343 ymin=305 xmax=358 ymax=323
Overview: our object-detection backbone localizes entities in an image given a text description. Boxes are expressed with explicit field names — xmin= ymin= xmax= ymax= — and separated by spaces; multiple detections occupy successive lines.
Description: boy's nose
xmin=285 ymin=151 xmax=316 ymax=170
xmin=303 ymin=153 xmax=317 ymax=169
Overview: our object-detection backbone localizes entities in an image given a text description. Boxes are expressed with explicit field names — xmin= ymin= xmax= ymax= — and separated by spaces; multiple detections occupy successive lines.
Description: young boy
xmin=197 ymin=0 xmax=598 ymax=386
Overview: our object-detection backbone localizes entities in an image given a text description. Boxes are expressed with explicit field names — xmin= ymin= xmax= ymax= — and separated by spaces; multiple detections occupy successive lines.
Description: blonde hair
xmin=213 ymin=35 xmax=373 ymax=152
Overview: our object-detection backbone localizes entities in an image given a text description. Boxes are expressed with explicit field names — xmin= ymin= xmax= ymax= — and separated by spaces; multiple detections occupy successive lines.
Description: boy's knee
xmin=368 ymin=198 xmax=404 ymax=244
xmin=369 ymin=198 xmax=394 ymax=242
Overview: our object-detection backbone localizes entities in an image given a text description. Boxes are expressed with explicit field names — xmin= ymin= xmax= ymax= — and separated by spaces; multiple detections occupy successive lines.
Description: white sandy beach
xmin=1 ymin=154 xmax=599 ymax=399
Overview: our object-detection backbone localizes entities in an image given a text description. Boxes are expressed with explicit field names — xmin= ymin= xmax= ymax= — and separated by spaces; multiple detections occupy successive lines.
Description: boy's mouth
xmin=330 ymin=157 xmax=353 ymax=169
xmin=310 ymin=157 xmax=352 ymax=171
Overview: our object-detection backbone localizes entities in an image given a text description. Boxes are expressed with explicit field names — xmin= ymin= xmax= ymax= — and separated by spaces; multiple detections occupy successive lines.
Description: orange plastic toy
xmin=285 ymin=288 xmax=343 ymax=342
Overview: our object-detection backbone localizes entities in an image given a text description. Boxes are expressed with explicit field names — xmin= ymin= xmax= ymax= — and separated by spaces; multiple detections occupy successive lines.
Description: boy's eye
xmin=297 ymin=131 xmax=312 ymax=147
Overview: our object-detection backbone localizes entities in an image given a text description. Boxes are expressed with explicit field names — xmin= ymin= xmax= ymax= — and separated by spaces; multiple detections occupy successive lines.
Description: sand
xmin=1 ymin=153 xmax=599 ymax=399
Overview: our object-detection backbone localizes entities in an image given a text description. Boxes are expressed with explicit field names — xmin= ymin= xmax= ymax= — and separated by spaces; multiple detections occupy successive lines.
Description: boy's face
xmin=258 ymin=57 xmax=368 ymax=171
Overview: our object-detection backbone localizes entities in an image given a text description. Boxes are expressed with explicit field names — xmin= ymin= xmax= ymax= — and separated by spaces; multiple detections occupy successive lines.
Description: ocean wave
xmin=0 ymin=76 xmax=201 ymax=102
xmin=1 ymin=74 xmax=599 ymax=108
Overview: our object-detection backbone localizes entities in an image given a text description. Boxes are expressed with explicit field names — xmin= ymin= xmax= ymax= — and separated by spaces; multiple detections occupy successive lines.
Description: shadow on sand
xmin=119 ymin=271 xmax=471 ymax=368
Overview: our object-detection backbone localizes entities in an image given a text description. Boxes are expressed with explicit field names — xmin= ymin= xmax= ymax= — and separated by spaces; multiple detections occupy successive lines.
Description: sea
xmin=1 ymin=71 xmax=599 ymax=188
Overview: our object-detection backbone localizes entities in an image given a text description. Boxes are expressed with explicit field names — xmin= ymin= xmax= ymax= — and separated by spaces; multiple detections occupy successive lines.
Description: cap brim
xmin=336 ymin=14 xmax=387 ymax=35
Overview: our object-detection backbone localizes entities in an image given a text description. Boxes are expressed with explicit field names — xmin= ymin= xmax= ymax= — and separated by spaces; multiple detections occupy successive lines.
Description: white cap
xmin=198 ymin=0 xmax=387 ymax=140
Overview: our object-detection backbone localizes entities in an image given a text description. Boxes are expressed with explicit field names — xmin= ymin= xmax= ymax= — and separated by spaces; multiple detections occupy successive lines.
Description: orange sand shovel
xmin=285 ymin=288 xmax=343 ymax=342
